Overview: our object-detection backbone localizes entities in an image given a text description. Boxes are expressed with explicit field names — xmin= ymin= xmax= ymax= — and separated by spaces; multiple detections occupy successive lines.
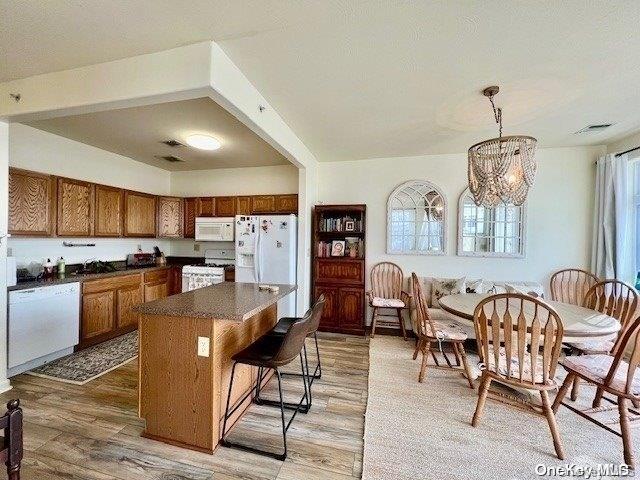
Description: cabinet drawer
xmin=314 ymin=259 xmax=364 ymax=285
xmin=82 ymin=274 xmax=142 ymax=294
xmin=144 ymin=269 xmax=169 ymax=284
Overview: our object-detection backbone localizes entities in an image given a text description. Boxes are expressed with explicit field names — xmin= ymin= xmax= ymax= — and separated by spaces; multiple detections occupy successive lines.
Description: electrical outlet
xmin=194 ymin=244 xmax=200 ymax=252
xmin=197 ymin=336 xmax=210 ymax=357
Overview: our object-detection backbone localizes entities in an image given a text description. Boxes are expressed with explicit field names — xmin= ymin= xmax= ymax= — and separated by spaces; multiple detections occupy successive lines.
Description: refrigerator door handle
xmin=253 ymin=230 xmax=260 ymax=282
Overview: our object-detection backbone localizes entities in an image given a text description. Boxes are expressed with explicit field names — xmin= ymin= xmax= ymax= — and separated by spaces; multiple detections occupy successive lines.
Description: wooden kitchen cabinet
xmin=144 ymin=269 xmax=169 ymax=302
xmin=81 ymin=290 xmax=116 ymax=341
xmin=57 ymin=177 xmax=94 ymax=237
xmin=275 ymin=194 xmax=298 ymax=214
xmin=214 ymin=196 xmax=236 ymax=217
xmin=117 ymin=284 xmax=143 ymax=329
xmin=124 ymin=190 xmax=157 ymax=237
xmin=157 ymin=196 xmax=184 ymax=238
xmin=94 ymin=184 xmax=123 ymax=237
xmin=184 ymin=197 xmax=197 ymax=238
xmin=251 ymin=195 xmax=276 ymax=214
xmin=236 ymin=196 xmax=252 ymax=215
xmin=197 ymin=197 xmax=215 ymax=216
xmin=8 ymin=168 xmax=56 ymax=236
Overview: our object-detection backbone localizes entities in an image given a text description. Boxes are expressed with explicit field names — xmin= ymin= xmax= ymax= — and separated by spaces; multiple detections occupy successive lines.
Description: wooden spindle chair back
xmin=605 ymin=315 xmax=640 ymax=397
xmin=474 ymin=293 xmax=564 ymax=388
xmin=370 ymin=262 xmax=403 ymax=300
xmin=583 ymin=280 xmax=639 ymax=352
xmin=410 ymin=273 xmax=436 ymax=338
xmin=550 ymin=268 xmax=599 ymax=306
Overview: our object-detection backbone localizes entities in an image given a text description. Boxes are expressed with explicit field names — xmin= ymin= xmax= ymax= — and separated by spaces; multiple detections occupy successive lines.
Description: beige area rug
xmin=363 ymin=337 xmax=640 ymax=480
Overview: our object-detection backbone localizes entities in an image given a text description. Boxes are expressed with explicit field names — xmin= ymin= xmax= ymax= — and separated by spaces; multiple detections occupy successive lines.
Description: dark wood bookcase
xmin=312 ymin=204 xmax=366 ymax=335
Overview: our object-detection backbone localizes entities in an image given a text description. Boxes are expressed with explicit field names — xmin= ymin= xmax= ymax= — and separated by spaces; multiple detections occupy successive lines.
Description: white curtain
xmin=591 ymin=153 xmax=635 ymax=282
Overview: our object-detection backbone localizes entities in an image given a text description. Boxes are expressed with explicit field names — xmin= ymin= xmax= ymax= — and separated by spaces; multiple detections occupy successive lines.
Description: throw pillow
xmin=466 ymin=278 xmax=484 ymax=294
xmin=431 ymin=277 xmax=466 ymax=307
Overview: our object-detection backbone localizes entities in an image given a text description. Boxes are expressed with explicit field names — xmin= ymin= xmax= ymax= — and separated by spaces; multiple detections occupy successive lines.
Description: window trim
xmin=456 ymin=187 xmax=527 ymax=258
xmin=386 ymin=179 xmax=447 ymax=256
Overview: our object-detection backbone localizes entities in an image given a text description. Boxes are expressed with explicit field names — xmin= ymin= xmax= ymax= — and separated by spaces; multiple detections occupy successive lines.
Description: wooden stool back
xmin=474 ymin=293 xmax=564 ymax=388
xmin=550 ymin=268 xmax=599 ymax=306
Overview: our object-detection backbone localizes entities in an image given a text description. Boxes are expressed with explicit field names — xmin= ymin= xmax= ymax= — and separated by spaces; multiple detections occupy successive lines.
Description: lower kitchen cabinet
xmin=81 ymin=290 xmax=115 ymax=341
xmin=79 ymin=269 xmax=170 ymax=349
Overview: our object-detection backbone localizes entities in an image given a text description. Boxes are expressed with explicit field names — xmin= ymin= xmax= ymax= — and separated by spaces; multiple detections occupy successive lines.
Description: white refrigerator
xmin=235 ymin=214 xmax=297 ymax=317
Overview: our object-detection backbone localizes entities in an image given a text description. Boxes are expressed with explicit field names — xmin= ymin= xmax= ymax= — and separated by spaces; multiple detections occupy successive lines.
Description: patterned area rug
xmin=27 ymin=331 xmax=138 ymax=385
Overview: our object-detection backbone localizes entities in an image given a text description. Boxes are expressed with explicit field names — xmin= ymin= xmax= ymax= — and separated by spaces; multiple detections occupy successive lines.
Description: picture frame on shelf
xmin=331 ymin=240 xmax=346 ymax=256
xmin=345 ymin=220 xmax=356 ymax=232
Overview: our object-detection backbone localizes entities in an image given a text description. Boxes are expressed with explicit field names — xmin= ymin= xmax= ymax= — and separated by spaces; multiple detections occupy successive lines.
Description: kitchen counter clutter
xmin=133 ymin=282 xmax=296 ymax=321
xmin=136 ymin=281 xmax=297 ymax=453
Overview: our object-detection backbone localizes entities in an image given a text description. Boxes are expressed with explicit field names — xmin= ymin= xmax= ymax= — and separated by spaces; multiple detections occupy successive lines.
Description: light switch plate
xmin=197 ymin=336 xmax=210 ymax=357
xmin=194 ymin=244 xmax=200 ymax=252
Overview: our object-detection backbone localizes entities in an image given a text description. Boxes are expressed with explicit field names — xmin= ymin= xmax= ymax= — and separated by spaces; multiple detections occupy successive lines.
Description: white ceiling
xmin=3 ymin=1 xmax=640 ymax=161
xmin=25 ymin=98 xmax=287 ymax=171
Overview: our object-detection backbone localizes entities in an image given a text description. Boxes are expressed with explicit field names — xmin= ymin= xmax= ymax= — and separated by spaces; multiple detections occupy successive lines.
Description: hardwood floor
xmin=1 ymin=332 xmax=369 ymax=480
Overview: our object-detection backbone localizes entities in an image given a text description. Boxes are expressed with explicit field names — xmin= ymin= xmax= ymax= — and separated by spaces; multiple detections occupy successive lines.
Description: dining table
xmin=438 ymin=293 xmax=621 ymax=343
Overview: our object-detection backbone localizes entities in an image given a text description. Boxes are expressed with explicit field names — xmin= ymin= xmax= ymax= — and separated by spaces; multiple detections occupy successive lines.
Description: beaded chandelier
xmin=468 ymin=86 xmax=537 ymax=207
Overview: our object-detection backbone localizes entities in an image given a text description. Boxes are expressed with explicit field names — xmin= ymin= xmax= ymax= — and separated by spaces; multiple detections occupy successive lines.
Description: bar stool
xmin=255 ymin=295 xmax=325 ymax=412
xmin=220 ymin=309 xmax=314 ymax=460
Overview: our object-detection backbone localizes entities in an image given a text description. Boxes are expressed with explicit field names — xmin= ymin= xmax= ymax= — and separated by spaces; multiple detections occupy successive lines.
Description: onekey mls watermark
xmin=535 ymin=463 xmax=633 ymax=478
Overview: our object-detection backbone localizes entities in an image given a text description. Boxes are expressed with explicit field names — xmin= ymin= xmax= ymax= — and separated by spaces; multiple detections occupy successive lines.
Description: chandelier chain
xmin=488 ymin=94 xmax=503 ymax=138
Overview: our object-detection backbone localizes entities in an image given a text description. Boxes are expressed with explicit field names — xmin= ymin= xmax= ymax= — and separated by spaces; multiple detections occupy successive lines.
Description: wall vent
xmin=160 ymin=139 xmax=184 ymax=147
xmin=575 ymin=124 xmax=613 ymax=134
xmin=155 ymin=155 xmax=184 ymax=163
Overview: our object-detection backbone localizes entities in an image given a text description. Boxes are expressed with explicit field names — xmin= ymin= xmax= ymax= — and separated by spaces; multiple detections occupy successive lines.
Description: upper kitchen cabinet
xmin=251 ymin=195 xmax=276 ymax=214
xmin=94 ymin=185 xmax=123 ymax=237
xmin=197 ymin=197 xmax=215 ymax=217
xmin=157 ymin=196 xmax=184 ymax=238
xmin=276 ymin=194 xmax=298 ymax=214
xmin=184 ymin=198 xmax=197 ymax=238
xmin=124 ymin=191 xmax=157 ymax=237
xmin=236 ymin=196 xmax=252 ymax=215
xmin=57 ymin=177 xmax=94 ymax=237
xmin=214 ymin=196 xmax=236 ymax=217
xmin=8 ymin=168 xmax=56 ymax=237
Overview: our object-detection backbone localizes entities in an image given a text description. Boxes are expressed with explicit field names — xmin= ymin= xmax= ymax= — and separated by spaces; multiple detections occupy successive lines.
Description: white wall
xmin=169 ymin=164 xmax=298 ymax=196
xmin=0 ymin=121 xmax=11 ymax=392
xmin=8 ymin=123 xmax=172 ymax=267
xmin=318 ymin=146 xmax=604 ymax=304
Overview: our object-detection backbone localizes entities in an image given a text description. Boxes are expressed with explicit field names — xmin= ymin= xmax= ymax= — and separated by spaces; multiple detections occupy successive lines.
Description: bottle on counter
xmin=43 ymin=258 xmax=54 ymax=278
xmin=57 ymin=257 xmax=66 ymax=275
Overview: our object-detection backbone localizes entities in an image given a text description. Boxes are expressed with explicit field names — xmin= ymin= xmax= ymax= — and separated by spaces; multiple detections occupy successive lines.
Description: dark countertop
xmin=8 ymin=264 xmax=174 ymax=292
xmin=133 ymin=282 xmax=296 ymax=322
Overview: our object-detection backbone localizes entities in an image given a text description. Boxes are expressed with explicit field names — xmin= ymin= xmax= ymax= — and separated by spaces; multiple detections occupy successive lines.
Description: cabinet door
xmin=144 ymin=281 xmax=168 ymax=302
xmin=169 ymin=266 xmax=183 ymax=295
xmin=157 ymin=197 xmax=184 ymax=238
xmin=117 ymin=284 xmax=143 ymax=329
xmin=94 ymin=184 xmax=123 ymax=237
xmin=275 ymin=194 xmax=298 ymax=214
xmin=338 ymin=288 xmax=364 ymax=328
xmin=124 ymin=191 xmax=157 ymax=237
xmin=215 ymin=196 xmax=236 ymax=217
xmin=236 ymin=196 xmax=252 ymax=215
xmin=184 ymin=198 xmax=197 ymax=238
xmin=197 ymin=197 xmax=215 ymax=217
xmin=81 ymin=290 xmax=115 ymax=340
xmin=314 ymin=286 xmax=339 ymax=329
xmin=251 ymin=195 xmax=276 ymax=214
xmin=8 ymin=168 xmax=55 ymax=236
xmin=57 ymin=177 xmax=94 ymax=236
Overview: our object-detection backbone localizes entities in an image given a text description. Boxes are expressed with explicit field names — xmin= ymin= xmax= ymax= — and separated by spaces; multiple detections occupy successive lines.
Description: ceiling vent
xmin=574 ymin=124 xmax=613 ymax=134
xmin=160 ymin=139 xmax=184 ymax=147
xmin=155 ymin=155 xmax=184 ymax=163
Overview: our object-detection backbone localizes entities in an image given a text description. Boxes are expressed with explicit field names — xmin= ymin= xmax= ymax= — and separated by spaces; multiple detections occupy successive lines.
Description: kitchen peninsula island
xmin=134 ymin=281 xmax=297 ymax=453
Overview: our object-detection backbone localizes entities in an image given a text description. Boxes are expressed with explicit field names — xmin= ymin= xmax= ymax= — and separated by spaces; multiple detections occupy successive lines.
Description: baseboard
xmin=0 ymin=378 xmax=12 ymax=395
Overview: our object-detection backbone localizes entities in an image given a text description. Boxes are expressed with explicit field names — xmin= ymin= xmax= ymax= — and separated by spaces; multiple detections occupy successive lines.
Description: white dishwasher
xmin=8 ymin=282 xmax=80 ymax=377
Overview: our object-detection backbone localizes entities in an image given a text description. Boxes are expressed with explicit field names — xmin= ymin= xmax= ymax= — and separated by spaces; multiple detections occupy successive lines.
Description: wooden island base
xmin=138 ymin=304 xmax=278 ymax=453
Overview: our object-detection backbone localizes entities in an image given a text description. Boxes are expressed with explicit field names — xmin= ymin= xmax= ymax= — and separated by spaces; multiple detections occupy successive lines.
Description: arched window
xmin=387 ymin=180 xmax=446 ymax=255
xmin=457 ymin=188 xmax=526 ymax=257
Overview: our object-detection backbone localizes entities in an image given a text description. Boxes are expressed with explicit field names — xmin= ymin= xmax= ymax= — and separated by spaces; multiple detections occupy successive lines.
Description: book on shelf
xmin=316 ymin=237 xmax=364 ymax=258
xmin=319 ymin=215 xmax=363 ymax=233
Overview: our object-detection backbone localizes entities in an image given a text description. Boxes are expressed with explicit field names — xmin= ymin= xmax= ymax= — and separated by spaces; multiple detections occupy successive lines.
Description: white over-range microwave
xmin=195 ymin=217 xmax=235 ymax=242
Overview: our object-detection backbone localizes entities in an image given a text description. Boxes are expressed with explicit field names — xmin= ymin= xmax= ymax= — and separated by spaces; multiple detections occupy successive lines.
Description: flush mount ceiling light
xmin=468 ymin=86 xmax=537 ymax=207
xmin=185 ymin=134 xmax=221 ymax=151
